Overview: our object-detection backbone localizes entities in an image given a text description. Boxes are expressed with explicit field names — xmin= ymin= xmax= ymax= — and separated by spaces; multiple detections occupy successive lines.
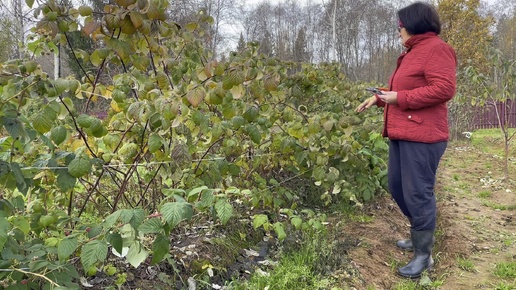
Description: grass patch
xmin=494 ymin=261 xmax=516 ymax=279
xmin=228 ymin=230 xmax=349 ymax=290
xmin=478 ymin=190 xmax=492 ymax=198
xmin=493 ymin=282 xmax=516 ymax=290
xmin=393 ymin=279 xmax=419 ymax=290
xmin=457 ymin=256 xmax=476 ymax=272
xmin=483 ymin=201 xmax=516 ymax=211
xmin=392 ymin=274 xmax=444 ymax=289
xmin=503 ymin=238 xmax=514 ymax=247
xmin=335 ymin=202 xmax=375 ymax=223
xmin=471 ymin=128 xmax=516 ymax=156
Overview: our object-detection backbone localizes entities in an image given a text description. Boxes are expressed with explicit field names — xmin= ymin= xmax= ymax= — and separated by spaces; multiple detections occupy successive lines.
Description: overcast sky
xmin=243 ymin=0 xmax=499 ymax=6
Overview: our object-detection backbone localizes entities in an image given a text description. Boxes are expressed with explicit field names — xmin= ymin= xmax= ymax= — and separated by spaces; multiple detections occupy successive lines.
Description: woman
xmin=355 ymin=2 xmax=457 ymax=278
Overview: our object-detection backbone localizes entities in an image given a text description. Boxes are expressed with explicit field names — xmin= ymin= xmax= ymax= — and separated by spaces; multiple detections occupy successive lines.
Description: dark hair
xmin=398 ymin=2 xmax=441 ymax=35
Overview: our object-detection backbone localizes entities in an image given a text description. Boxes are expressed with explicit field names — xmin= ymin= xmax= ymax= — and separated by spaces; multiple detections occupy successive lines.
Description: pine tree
xmin=236 ymin=32 xmax=246 ymax=52
xmin=258 ymin=30 xmax=274 ymax=57
xmin=293 ymin=27 xmax=308 ymax=62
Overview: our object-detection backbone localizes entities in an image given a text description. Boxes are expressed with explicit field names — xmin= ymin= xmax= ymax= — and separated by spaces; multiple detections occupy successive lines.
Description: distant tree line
xmin=1 ymin=0 xmax=515 ymax=84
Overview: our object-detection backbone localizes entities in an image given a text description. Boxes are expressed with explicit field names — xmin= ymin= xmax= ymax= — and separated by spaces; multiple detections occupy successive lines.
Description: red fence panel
xmin=472 ymin=100 xmax=516 ymax=129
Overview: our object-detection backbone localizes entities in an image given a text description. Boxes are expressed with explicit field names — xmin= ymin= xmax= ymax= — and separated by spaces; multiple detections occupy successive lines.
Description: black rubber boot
xmin=396 ymin=239 xmax=413 ymax=251
xmin=398 ymin=229 xmax=434 ymax=278
xmin=397 ymin=217 xmax=414 ymax=251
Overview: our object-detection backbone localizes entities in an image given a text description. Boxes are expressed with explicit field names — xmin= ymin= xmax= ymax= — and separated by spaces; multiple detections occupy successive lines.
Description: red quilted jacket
xmin=376 ymin=32 xmax=457 ymax=143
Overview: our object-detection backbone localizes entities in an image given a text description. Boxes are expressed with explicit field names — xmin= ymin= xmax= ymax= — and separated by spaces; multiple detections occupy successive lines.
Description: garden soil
xmin=338 ymin=145 xmax=516 ymax=289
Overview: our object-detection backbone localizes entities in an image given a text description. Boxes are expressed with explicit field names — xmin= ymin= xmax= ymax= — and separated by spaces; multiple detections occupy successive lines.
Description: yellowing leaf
xmin=323 ymin=120 xmax=334 ymax=132
xmin=230 ymin=84 xmax=244 ymax=99
xmin=90 ymin=50 xmax=103 ymax=67
xmin=129 ymin=11 xmax=144 ymax=29
xmin=185 ymin=22 xmax=198 ymax=32
xmin=111 ymin=101 xmax=122 ymax=112
xmin=120 ymin=15 xmax=136 ymax=34
xmin=186 ymin=87 xmax=206 ymax=107
xmin=78 ymin=6 xmax=93 ymax=17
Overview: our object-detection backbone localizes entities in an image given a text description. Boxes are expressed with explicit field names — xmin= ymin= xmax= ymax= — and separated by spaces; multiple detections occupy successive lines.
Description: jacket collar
xmin=404 ymin=32 xmax=439 ymax=49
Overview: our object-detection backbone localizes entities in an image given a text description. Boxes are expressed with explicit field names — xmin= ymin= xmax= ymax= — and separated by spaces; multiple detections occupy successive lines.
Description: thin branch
xmin=10 ymin=268 xmax=60 ymax=288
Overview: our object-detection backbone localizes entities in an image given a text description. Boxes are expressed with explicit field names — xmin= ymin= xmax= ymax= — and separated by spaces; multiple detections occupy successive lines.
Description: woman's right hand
xmin=355 ymin=96 xmax=378 ymax=112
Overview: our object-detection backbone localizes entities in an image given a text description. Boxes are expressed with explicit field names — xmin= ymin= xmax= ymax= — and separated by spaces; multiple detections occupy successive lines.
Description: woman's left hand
xmin=378 ymin=91 xmax=398 ymax=105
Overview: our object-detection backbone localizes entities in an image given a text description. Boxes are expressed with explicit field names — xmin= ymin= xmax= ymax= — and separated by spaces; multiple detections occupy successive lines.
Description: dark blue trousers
xmin=388 ymin=140 xmax=447 ymax=231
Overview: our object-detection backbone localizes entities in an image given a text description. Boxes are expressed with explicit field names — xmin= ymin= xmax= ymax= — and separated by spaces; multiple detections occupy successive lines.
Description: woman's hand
xmin=377 ymin=91 xmax=398 ymax=105
xmin=355 ymin=96 xmax=378 ymax=112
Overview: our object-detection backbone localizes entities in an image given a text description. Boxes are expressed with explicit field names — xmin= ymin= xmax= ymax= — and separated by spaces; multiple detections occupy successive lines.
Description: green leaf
xmin=148 ymin=133 xmax=163 ymax=153
xmin=25 ymin=0 xmax=34 ymax=8
xmin=7 ymin=162 xmax=23 ymax=185
xmin=57 ymin=171 xmax=77 ymax=192
xmin=106 ymin=233 xmax=123 ymax=255
xmin=120 ymin=209 xmax=146 ymax=230
xmin=81 ymin=240 xmax=108 ymax=270
xmin=253 ymin=214 xmax=268 ymax=230
xmin=191 ymin=110 xmax=204 ymax=126
xmin=243 ymin=106 xmax=259 ymax=122
xmin=196 ymin=190 xmax=215 ymax=210
xmin=58 ymin=237 xmax=78 ymax=261
xmin=0 ymin=160 xmax=9 ymax=178
xmin=215 ymin=198 xmax=233 ymax=225
xmin=139 ymin=218 xmax=163 ymax=234
xmin=3 ymin=117 xmax=26 ymax=140
xmin=126 ymin=241 xmax=148 ymax=268
xmin=0 ymin=217 xmax=11 ymax=252
xmin=68 ymin=155 xmax=91 ymax=178
xmin=29 ymin=260 xmax=50 ymax=272
xmin=103 ymin=211 xmax=121 ymax=228
xmin=231 ymin=116 xmax=246 ymax=130
xmin=106 ymin=38 xmax=133 ymax=60
xmin=87 ymin=225 xmax=103 ymax=239
xmin=246 ymin=124 xmax=261 ymax=144
xmin=51 ymin=125 xmax=67 ymax=145
xmin=33 ymin=112 xmax=53 ymax=133
xmin=11 ymin=216 xmax=30 ymax=235
xmin=419 ymin=274 xmax=432 ymax=286
xmin=291 ymin=217 xmax=302 ymax=230
xmin=151 ymin=234 xmax=169 ymax=264
xmin=187 ymin=186 xmax=209 ymax=198
xmin=160 ymin=202 xmax=193 ymax=228
xmin=76 ymin=114 xmax=92 ymax=128
xmin=273 ymin=222 xmax=287 ymax=241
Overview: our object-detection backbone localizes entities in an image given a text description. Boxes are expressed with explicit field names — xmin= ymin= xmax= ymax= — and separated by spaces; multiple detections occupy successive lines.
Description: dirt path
xmin=338 ymin=145 xmax=516 ymax=290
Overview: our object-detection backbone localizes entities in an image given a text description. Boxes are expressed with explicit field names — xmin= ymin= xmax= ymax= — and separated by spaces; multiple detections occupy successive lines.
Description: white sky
xmin=243 ymin=0 xmax=499 ymax=6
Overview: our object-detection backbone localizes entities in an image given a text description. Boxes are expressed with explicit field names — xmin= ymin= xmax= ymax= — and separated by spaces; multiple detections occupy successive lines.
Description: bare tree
xmin=0 ymin=0 xmax=28 ymax=60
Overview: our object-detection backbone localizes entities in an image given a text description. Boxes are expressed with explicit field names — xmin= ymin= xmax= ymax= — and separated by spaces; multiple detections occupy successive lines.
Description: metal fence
xmin=472 ymin=100 xmax=516 ymax=129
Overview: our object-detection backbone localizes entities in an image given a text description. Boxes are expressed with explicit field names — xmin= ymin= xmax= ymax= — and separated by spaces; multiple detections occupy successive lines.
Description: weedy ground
xmin=230 ymin=129 xmax=516 ymax=290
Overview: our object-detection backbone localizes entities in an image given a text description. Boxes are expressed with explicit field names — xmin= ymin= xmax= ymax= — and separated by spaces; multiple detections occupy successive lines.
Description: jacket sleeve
xmin=396 ymin=43 xmax=457 ymax=111
xmin=375 ymin=95 xmax=386 ymax=107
